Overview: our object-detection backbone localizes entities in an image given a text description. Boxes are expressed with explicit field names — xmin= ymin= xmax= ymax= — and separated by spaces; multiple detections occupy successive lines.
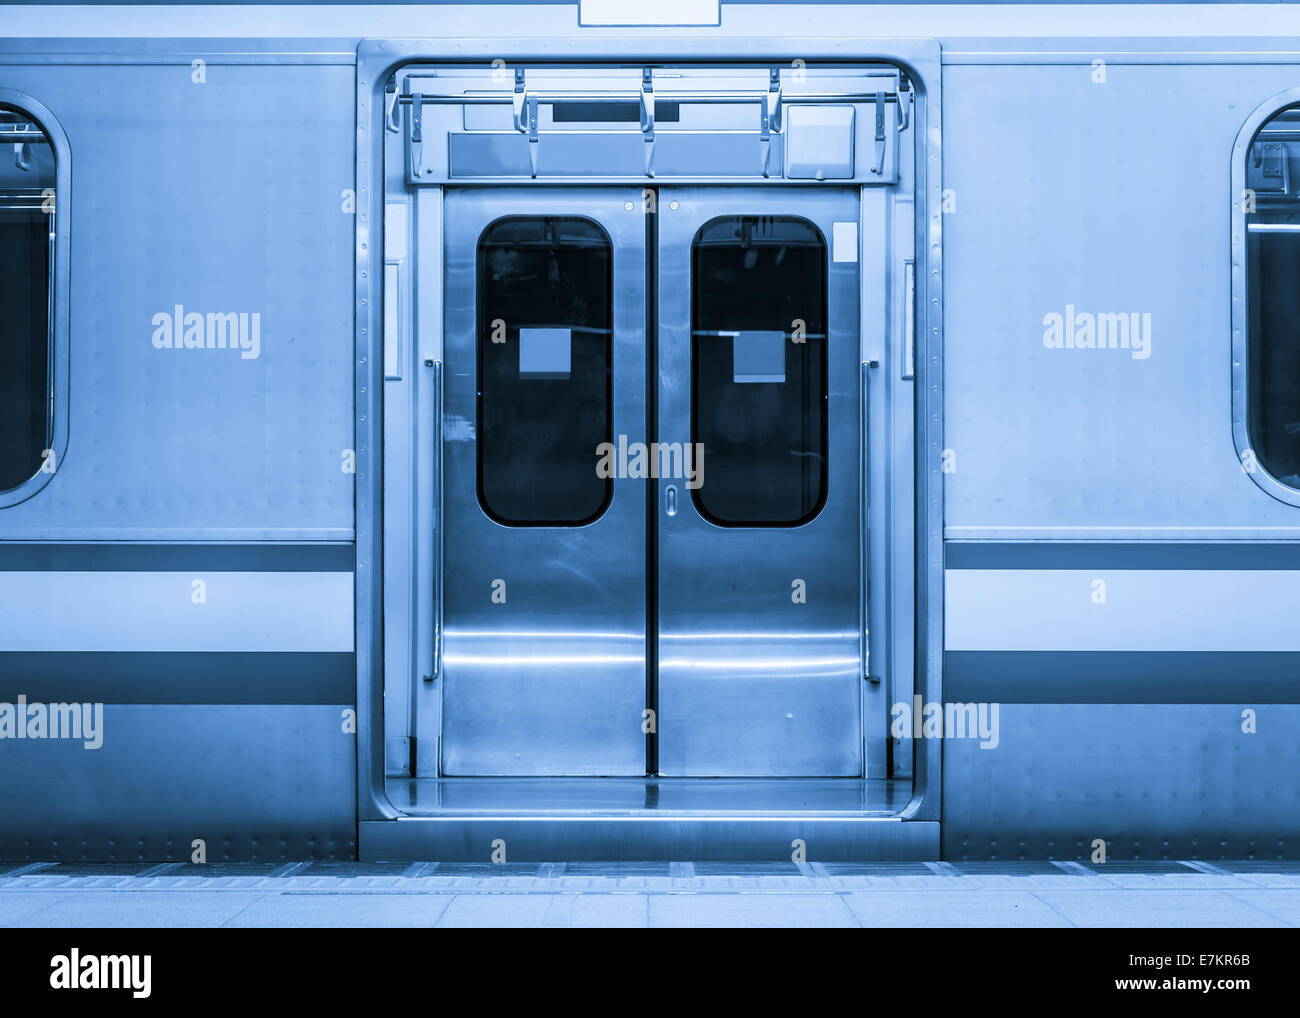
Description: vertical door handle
xmin=902 ymin=259 xmax=916 ymax=380
xmin=432 ymin=359 xmax=443 ymax=683
xmin=861 ymin=361 xmax=871 ymax=682
xmin=664 ymin=484 xmax=678 ymax=517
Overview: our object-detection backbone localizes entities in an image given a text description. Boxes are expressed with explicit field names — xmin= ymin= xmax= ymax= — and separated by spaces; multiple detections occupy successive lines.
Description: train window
xmin=1245 ymin=105 xmax=1300 ymax=490
xmin=476 ymin=216 xmax=613 ymax=525
xmin=0 ymin=106 xmax=55 ymax=495
xmin=690 ymin=216 xmax=828 ymax=526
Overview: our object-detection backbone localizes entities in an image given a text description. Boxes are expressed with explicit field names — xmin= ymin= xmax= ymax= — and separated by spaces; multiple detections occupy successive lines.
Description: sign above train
xmin=579 ymin=0 xmax=721 ymax=26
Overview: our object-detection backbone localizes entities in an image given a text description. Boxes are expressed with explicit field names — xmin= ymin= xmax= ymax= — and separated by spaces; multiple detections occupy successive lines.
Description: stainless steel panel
xmin=942 ymin=62 xmax=1300 ymax=541
xmin=0 ymin=705 xmax=356 ymax=861
xmin=0 ymin=62 xmax=355 ymax=542
xmin=656 ymin=187 xmax=863 ymax=776
xmin=441 ymin=188 xmax=648 ymax=775
xmin=389 ymin=776 xmax=909 ymax=815
xmin=446 ymin=124 xmax=788 ymax=182
xmin=361 ymin=815 xmax=936 ymax=862
xmin=941 ymin=705 xmax=1300 ymax=860
xmin=785 ymin=105 xmax=855 ymax=179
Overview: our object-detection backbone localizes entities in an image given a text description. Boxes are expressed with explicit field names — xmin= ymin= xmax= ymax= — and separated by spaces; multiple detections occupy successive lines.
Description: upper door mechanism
xmin=389 ymin=63 xmax=912 ymax=184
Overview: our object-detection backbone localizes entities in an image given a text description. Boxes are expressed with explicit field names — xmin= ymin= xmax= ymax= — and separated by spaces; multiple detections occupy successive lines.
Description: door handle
xmin=432 ymin=359 xmax=444 ymax=683
xmin=902 ymin=259 xmax=916 ymax=380
xmin=861 ymin=361 xmax=871 ymax=682
xmin=664 ymin=484 xmax=678 ymax=517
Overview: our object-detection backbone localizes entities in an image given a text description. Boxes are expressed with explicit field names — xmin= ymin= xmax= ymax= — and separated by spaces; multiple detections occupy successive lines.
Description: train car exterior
xmin=0 ymin=1 xmax=1298 ymax=863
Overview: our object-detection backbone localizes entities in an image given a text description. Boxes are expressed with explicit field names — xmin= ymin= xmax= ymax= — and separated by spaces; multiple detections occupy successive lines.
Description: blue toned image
xmin=0 ymin=0 xmax=1296 ymax=945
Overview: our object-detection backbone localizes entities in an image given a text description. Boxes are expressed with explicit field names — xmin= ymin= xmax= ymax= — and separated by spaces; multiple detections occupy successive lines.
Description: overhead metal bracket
xmin=410 ymin=91 xmax=424 ymax=177
xmin=896 ymin=76 xmax=912 ymax=133
xmin=510 ymin=69 xmax=541 ymax=178
xmin=385 ymin=74 xmax=401 ymax=133
xmin=511 ymin=67 xmax=526 ymax=131
xmin=871 ymin=91 xmax=886 ymax=176
xmin=767 ymin=67 xmax=784 ymax=133
xmin=640 ymin=68 xmax=656 ymax=178
xmin=524 ymin=94 xmax=540 ymax=177
xmin=760 ymin=68 xmax=782 ymax=177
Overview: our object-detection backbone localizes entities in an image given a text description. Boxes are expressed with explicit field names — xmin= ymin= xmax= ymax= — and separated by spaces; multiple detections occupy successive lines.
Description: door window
xmin=477 ymin=216 xmax=613 ymax=525
xmin=690 ymin=215 xmax=829 ymax=526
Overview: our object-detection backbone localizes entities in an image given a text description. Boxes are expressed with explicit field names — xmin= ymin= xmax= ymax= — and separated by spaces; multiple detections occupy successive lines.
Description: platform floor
xmin=2 ymin=859 xmax=1298 ymax=927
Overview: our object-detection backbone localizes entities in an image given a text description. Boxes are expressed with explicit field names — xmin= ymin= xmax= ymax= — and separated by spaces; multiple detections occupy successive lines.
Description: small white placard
xmin=383 ymin=263 xmax=400 ymax=379
xmin=384 ymin=202 xmax=408 ymax=262
xmin=732 ymin=331 xmax=786 ymax=384
xmin=519 ymin=328 xmax=572 ymax=379
xmin=580 ymin=0 xmax=719 ymax=26
xmin=832 ymin=221 xmax=858 ymax=263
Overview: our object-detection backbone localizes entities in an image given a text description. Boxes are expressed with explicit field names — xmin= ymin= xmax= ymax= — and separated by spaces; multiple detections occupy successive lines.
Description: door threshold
xmin=361 ymin=810 xmax=934 ymax=862
xmin=386 ymin=776 xmax=910 ymax=817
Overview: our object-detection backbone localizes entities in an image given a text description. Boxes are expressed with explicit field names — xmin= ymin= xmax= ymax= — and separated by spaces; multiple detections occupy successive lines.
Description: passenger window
xmin=691 ymin=216 xmax=828 ymax=526
xmin=0 ymin=107 xmax=55 ymax=493
xmin=476 ymin=217 xmax=613 ymax=525
xmin=1247 ymin=105 xmax=1300 ymax=488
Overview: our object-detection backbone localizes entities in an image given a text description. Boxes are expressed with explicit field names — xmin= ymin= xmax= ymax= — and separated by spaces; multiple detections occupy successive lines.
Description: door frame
xmin=357 ymin=38 xmax=944 ymax=854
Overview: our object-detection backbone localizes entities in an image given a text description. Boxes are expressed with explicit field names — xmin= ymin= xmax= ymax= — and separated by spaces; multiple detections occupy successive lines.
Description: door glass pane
xmin=691 ymin=216 xmax=828 ymax=526
xmin=477 ymin=216 xmax=613 ymax=525
xmin=0 ymin=108 xmax=54 ymax=493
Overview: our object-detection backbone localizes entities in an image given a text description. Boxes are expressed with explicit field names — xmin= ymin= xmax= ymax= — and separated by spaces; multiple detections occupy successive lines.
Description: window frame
xmin=473 ymin=213 xmax=615 ymax=528
xmin=687 ymin=213 xmax=831 ymax=528
xmin=1232 ymin=89 xmax=1300 ymax=508
xmin=0 ymin=89 xmax=69 ymax=509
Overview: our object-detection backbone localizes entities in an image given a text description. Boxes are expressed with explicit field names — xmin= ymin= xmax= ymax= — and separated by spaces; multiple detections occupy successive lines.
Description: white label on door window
xmin=732 ymin=331 xmax=786 ymax=383
xmin=832 ymin=221 xmax=858 ymax=263
xmin=519 ymin=328 xmax=572 ymax=379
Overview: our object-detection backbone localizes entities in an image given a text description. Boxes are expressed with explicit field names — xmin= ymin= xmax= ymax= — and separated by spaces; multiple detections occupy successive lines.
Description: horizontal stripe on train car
xmin=945 ymin=651 xmax=1300 ymax=703
xmin=0 ymin=571 xmax=353 ymax=652
xmin=0 ymin=543 xmax=354 ymax=572
xmin=946 ymin=542 xmax=1300 ymax=571
xmin=0 ymin=652 xmax=355 ymax=705
xmin=946 ymin=569 xmax=1300 ymax=651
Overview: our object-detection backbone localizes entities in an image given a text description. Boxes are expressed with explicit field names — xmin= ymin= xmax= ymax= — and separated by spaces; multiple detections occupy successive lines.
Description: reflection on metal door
xmin=441 ymin=188 xmax=648 ymax=776
xmin=656 ymin=188 xmax=863 ymax=776
xmin=442 ymin=186 xmax=862 ymax=778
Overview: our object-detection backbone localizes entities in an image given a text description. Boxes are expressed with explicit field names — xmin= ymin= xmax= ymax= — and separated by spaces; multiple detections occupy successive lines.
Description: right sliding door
xmin=655 ymin=187 xmax=864 ymax=777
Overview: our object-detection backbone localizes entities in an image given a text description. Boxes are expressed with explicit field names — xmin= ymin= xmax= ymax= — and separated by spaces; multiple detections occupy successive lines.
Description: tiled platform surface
xmin=1 ymin=860 xmax=1298 ymax=927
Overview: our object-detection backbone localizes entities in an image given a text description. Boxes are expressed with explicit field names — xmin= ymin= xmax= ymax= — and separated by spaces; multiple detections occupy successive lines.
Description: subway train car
xmin=1 ymin=0 xmax=1298 ymax=863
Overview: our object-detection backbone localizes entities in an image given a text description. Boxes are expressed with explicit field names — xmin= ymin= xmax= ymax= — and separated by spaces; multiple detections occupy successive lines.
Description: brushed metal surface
xmin=0 ymin=706 xmax=356 ymax=861
xmin=361 ymin=816 xmax=936 ymax=862
xmin=656 ymin=187 xmax=863 ymax=776
xmin=941 ymin=704 xmax=1300 ymax=861
xmin=389 ymin=776 xmax=909 ymax=814
xmin=440 ymin=188 xmax=648 ymax=776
